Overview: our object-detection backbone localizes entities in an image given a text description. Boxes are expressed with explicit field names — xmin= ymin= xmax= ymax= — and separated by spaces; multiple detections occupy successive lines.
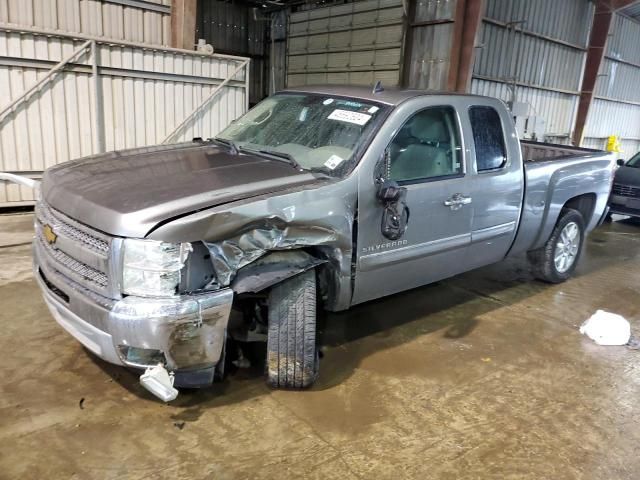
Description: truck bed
xmin=508 ymin=146 xmax=615 ymax=258
xmin=521 ymin=140 xmax=605 ymax=162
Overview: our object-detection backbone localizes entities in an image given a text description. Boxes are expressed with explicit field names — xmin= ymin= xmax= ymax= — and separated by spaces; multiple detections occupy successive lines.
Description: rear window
xmin=469 ymin=106 xmax=507 ymax=172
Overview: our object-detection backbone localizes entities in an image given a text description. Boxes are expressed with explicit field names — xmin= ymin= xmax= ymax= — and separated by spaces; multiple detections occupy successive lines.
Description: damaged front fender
xmin=205 ymin=222 xmax=335 ymax=287
xmin=147 ymin=179 xmax=357 ymax=311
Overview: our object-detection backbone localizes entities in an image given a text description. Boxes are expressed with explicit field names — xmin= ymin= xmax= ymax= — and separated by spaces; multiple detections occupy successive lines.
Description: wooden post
xmin=171 ymin=0 xmax=197 ymax=50
xmin=447 ymin=0 xmax=485 ymax=93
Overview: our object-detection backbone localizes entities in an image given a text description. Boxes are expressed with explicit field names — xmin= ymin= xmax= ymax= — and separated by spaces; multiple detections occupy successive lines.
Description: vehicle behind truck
xmin=26 ymin=86 xmax=615 ymax=401
xmin=608 ymin=151 xmax=640 ymax=219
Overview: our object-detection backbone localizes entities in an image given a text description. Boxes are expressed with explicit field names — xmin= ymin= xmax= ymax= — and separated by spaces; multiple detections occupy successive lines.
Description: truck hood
xmin=614 ymin=165 xmax=640 ymax=186
xmin=42 ymin=143 xmax=322 ymax=238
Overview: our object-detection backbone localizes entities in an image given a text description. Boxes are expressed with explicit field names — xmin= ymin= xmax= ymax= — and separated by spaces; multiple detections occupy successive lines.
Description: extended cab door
xmin=352 ymin=99 xmax=474 ymax=305
xmin=463 ymin=101 xmax=524 ymax=270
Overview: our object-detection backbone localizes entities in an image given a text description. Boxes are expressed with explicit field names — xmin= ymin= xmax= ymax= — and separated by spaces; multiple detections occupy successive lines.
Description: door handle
xmin=444 ymin=193 xmax=472 ymax=210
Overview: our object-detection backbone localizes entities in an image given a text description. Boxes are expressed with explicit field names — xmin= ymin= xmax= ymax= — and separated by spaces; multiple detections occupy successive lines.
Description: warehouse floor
xmin=1 ymin=213 xmax=639 ymax=479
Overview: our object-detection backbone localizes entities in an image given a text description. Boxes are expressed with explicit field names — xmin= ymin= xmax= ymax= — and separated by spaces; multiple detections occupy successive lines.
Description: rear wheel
xmin=528 ymin=208 xmax=585 ymax=283
xmin=266 ymin=269 xmax=318 ymax=388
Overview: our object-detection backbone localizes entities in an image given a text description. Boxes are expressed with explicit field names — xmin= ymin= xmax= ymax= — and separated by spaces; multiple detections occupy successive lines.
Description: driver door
xmin=352 ymin=104 xmax=473 ymax=305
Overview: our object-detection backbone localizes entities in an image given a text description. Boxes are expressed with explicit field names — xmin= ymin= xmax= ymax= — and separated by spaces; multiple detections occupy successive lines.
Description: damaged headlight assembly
xmin=110 ymin=239 xmax=233 ymax=402
xmin=121 ymin=239 xmax=192 ymax=297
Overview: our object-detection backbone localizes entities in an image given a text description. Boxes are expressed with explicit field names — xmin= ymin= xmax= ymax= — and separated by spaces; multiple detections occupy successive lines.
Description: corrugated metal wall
xmin=196 ymin=0 xmax=267 ymax=104
xmin=583 ymin=13 xmax=640 ymax=156
xmin=404 ymin=0 xmax=455 ymax=91
xmin=471 ymin=0 xmax=594 ymax=142
xmin=286 ymin=0 xmax=405 ymax=87
xmin=0 ymin=0 xmax=171 ymax=46
xmin=0 ymin=26 xmax=249 ymax=206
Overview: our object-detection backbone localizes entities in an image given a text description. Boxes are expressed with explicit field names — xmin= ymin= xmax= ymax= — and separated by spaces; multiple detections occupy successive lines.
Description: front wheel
xmin=266 ymin=269 xmax=319 ymax=389
xmin=528 ymin=208 xmax=585 ymax=283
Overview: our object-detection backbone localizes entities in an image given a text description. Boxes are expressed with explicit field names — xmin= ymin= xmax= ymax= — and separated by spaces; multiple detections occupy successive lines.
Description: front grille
xmin=36 ymin=202 xmax=109 ymax=253
xmin=36 ymin=234 xmax=109 ymax=288
xmin=35 ymin=200 xmax=113 ymax=295
xmin=612 ymin=183 xmax=640 ymax=198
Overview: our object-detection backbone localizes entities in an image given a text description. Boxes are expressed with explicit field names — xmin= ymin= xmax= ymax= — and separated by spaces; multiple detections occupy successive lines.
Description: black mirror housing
xmin=617 ymin=158 xmax=626 ymax=166
xmin=377 ymin=180 xmax=403 ymax=202
xmin=377 ymin=180 xmax=410 ymax=240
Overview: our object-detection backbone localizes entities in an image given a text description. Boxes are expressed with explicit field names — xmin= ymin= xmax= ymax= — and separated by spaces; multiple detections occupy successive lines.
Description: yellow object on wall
xmin=606 ymin=135 xmax=621 ymax=153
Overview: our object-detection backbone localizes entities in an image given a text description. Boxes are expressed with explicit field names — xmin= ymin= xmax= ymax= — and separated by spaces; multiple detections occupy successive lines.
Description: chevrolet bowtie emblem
xmin=43 ymin=224 xmax=57 ymax=245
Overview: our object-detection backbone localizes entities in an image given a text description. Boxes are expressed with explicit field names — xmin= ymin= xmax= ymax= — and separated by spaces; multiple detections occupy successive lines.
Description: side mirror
xmin=377 ymin=180 xmax=410 ymax=240
xmin=377 ymin=180 xmax=403 ymax=202
xmin=617 ymin=159 xmax=626 ymax=167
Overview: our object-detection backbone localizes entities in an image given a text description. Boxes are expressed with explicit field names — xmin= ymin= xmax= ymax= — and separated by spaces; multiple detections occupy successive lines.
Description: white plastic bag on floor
xmin=579 ymin=310 xmax=631 ymax=346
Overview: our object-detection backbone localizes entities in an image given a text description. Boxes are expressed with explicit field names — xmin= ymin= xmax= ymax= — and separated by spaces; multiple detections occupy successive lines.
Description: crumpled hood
xmin=42 ymin=143 xmax=321 ymax=238
xmin=614 ymin=165 xmax=640 ymax=186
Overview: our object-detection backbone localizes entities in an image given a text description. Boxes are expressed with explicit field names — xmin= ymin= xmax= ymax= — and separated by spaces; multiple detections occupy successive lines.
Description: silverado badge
xmin=43 ymin=224 xmax=57 ymax=245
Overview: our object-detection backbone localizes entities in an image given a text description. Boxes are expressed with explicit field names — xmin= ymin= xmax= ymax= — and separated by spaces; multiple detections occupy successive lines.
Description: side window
xmin=469 ymin=106 xmax=507 ymax=172
xmin=388 ymin=107 xmax=463 ymax=183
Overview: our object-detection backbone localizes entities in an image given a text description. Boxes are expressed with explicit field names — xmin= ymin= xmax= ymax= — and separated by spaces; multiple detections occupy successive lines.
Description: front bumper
xmin=609 ymin=194 xmax=640 ymax=218
xmin=34 ymin=241 xmax=233 ymax=386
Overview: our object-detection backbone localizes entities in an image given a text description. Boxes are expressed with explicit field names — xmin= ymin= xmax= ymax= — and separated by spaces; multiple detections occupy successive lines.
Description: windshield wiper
xmin=256 ymin=149 xmax=303 ymax=171
xmin=211 ymin=137 xmax=240 ymax=155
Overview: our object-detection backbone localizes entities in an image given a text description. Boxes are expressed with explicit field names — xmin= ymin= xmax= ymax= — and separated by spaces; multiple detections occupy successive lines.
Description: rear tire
xmin=266 ymin=269 xmax=318 ymax=389
xmin=528 ymin=208 xmax=585 ymax=283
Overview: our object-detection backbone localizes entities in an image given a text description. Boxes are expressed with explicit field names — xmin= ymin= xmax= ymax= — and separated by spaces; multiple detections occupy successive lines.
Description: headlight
xmin=121 ymin=239 xmax=192 ymax=297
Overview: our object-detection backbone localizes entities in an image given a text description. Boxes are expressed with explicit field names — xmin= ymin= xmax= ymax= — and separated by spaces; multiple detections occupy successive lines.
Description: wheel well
xmin=562 ymin=193 xmax=596 ymax=223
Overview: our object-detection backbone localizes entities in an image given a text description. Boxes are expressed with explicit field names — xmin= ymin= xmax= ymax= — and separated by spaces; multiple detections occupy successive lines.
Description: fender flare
xmin=231 ymin=250 xmax=327 ymax=294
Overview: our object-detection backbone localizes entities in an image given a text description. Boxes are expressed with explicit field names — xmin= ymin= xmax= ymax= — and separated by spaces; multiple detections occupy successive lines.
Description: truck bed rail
xmin=521 ymin=140 xmax=604 ymax=162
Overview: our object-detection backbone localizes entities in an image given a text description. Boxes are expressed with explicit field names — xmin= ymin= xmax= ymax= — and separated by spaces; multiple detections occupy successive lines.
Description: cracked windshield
xmin=216 ymin=93 xmax=387 ymax=174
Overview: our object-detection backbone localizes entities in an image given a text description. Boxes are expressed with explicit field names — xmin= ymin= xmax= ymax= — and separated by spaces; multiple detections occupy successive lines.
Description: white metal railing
xmin=0 ymin=172 xmax=39 ymax=189
xmin=162 ymin=59 xmax=251 ymax=144
xmin=0 ymin=40 xmax=92 ymax=123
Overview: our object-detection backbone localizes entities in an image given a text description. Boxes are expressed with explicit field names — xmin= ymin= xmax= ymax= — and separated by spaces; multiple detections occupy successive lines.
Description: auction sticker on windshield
xmin=324 ymin=155 xmax=344 ymax=170
xmin=328 ymin=109 xmax=372 ymax=126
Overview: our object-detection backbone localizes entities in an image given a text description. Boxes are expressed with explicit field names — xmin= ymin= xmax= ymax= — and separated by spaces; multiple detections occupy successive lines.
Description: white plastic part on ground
xmin=139 ymin=364 xmax=179 ymax=402
xmin=579 ymin=310 xmax=631 ymax=346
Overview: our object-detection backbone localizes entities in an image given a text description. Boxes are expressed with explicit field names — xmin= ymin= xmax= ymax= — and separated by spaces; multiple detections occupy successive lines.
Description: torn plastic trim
xmin=140 ymin=364 xmax=179 ymax=402
xmin=231 ymin=251 xmax=328 ymax=294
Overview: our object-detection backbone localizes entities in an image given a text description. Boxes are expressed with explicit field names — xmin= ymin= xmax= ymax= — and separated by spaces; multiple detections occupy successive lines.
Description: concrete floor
xmin=1 ymin=213 xmax=640 ymax=479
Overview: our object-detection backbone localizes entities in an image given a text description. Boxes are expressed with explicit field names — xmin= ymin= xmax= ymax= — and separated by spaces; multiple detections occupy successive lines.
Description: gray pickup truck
xmin=30 ymin=85 xmax=615 ymax=401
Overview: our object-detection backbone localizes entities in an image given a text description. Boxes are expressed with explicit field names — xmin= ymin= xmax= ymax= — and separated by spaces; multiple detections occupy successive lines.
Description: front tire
xmin=266 ymin=269 xmax=318 ymax=389
xmin=528 ymin=208 xmax=585 ymax=283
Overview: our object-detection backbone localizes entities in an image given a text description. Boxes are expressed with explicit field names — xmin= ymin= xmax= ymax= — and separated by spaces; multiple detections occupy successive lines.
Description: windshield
xmin=216 ymin=93 xmax=388 ymax=175
xmin=626 ymin=151 xmax=640 ymax=168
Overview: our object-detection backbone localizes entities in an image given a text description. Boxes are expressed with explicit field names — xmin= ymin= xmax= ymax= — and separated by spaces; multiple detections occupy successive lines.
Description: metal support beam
xmin=0 ymin=40 xmax=91 ymax=122
xmin=447 ymin=0 xmax=485 ymax=93
xmin=0 ymin=55 xmax=246 ymax=87
xmin=91 ymin=41 xmax=106 ymax=154
xmin=612 ymin=0 xmax=640 ymax=9
xmin=573 ymin=0 xmax=638 ymax=145
xmin=102 ymin=0 xmax=171 ymax=14
xmin=171 ymin=0 xmax=197 ymax=50
xmin=162 ymin=59 xmax=250 ymax=144
xmin=245 ymin=60 xmax=251 ymax=110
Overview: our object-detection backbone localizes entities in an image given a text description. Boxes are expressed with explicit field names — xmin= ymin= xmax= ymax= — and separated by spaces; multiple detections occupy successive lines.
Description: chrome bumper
xmin=33 ymin=241 xmax=233 ymax=378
